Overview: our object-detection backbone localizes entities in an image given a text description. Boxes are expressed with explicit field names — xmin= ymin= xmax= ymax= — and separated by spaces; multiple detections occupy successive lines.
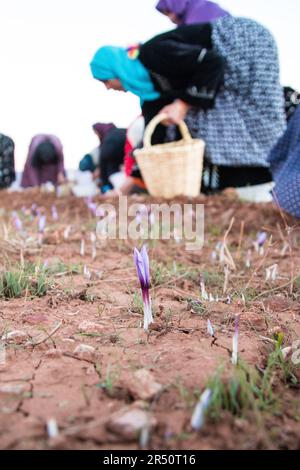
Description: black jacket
xmin=139 ymin=24 xmax=225 ymax=109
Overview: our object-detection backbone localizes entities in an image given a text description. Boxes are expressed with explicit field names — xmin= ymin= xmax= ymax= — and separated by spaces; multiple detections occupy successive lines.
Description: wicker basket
xmin=134 ymin=114 xmax=205 ymax=199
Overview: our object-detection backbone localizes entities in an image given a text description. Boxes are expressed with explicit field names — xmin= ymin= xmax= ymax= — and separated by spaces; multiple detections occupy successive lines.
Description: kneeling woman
xmin=21 ymin=134 xmax=66 ymax=188
xmin=90 ymin=17 xmax=286 ymax=193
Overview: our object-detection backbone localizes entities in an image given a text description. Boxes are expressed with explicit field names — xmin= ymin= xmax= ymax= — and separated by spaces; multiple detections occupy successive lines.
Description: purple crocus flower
xmin=134 ymin=246 xmax=153 ymax=331
xmin=52 ymin=205 xmax=58 ymax=221
xmin=12 ymin=211 xmax=22 ymax=231
xmin=31 ymin=203 xmax=39 ymax=217
xmin=256 ymin=232 xmax=267 ymax=247
xmin=232 ymin=316 xmax=239 ymax=365
xmin=86 ymin=197 xmax=97 ymax=217
xmin=43 ymin=260 xmax=49 ymax=270
xmin=38 ymin=215 xmax=47 ymax=234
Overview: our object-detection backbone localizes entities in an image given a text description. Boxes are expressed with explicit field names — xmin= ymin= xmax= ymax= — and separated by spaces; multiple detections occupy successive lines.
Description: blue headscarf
xmin=90 ymin=46 xmax=160 ymax=104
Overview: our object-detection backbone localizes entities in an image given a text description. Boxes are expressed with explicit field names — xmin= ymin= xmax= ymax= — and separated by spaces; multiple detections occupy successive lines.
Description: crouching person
xmin=21 ymin=134 xmax=66 ymax=188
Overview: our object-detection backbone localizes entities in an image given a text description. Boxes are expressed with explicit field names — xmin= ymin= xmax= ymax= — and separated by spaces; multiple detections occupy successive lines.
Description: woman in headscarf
xmin=0 ymin=133 xmax=15 ymax=189
xmin=90 ymin=16 xmax=286 ymax=193
xmin=79 ymin=123 xmax=116 ymax=177
xmin=21 ymin=134 xmax=66 ymax=188
xmin=268 ymin=106 xmax=300 ymax=219
xmin=98 ymin=116 xmax=146 ymax=199
xmin=156 ymin=0 xmax=229 ymax=25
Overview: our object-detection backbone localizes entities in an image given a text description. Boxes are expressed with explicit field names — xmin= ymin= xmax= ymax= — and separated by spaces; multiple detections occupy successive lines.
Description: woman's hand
xmin=57 ymin=171 xmax=67 ymax=185
xmin=99 ymin=177 xmax=135 ymax=200
xmin=159 ymin=99 xmax=190 ymax=125
xmin=100 ymin=189 xmax=119 ymax=200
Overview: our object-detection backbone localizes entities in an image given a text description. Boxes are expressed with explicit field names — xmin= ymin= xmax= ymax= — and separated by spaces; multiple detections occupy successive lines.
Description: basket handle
xmin=143 ymin=113 xmax=192 ymax=148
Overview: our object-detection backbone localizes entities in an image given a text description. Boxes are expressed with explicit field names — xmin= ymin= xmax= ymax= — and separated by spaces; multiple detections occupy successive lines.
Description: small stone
xmin=246 ymin=313 xmax=266 ymax=331
xmin=149 ymin=322 xmax=163 ymax=332
xmin=281 ymin=347 xmax=293 ymax=361
xmin=86 ymin=365 xmax=96 ymax=376
xmin=73 ymin=344 xmax=95 ymax=361
xmin=78 ymin=321 xmax=104 ymax=334
xmin=22 ymin=313 xmax=47 ymax=325
xmin=0 ymin=382 xmax=31 ymax=396
xmin=62 ymin=338 xmax=75 ymax=344
xmin=1 ymin=330 xmax=29 ymax=344
xmin=264 ymin=296 xmax=290 ymax=312
xmin=106 ymin=407 xmax=156 ymax=442
xmin=124 ymin=369 xmax=163 ymax=401
xmin=48 ymin=436 xmax=69 ymax=450
xmin=45 ymin=349 xmax=62 ymax=359
xmin=234 ymin=418 xmax=248 ymax=431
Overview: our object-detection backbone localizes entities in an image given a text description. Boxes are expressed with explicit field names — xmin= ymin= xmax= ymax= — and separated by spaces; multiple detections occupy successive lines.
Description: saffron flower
xmin=31 ymin=203 xmax=38 ymax=216
xmin=63 ymin=225 xmax=71 ymax=240
xmin=12 ymin=212 xmax=22 ymax=231
xmin=253 ymin=231 xmax=267 ymax=255
xmin=86 ymin=197 xmax=97 ymax=217
xmin=52 ymin=205 xmax=58 ymax=221
xmin=200 ymin=274 xmax=208 ymax=301
xmin=207 ymin=319 xmax=215 ymax=338
xmin=47 ymin=419 xmax=59 ymax=439
xmin=257 ymin=231 xmax=267 ymax=247
xmin=80 ymin=239 xmax=85 ymax=257
xmin=191 ymin=389 xmax=212 ymax=431
xmin=134 ymin=246 xmax=153 ymax=331
xmin=38 ymin=215 xmax=46 ymax=234
xmin=232 ymin=316 xmax=239 ymax=365
xmin=83 ymin=265 xmax=91 ymax=280
xmin=90 ymin=232 xmax=97 ymax=260
xmin=265 ymin=264 xmax=278 ymax=282
xmin=245 ymin=249 xmax=252 ymax=268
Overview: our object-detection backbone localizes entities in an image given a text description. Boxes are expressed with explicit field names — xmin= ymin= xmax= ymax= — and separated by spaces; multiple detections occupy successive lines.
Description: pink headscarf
xmin=92 ymin=123 xmax=116 ymax=142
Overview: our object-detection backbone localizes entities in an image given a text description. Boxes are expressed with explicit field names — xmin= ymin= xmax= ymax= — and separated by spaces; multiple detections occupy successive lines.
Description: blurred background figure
xmin=0 ymin=133 xmax=16 ymax=189
xmin=21 ymin=134 xmax=66 ymax=188
xmin=89 ymin=122 xmax=126 ymax=193
xmin=100 ymin=115 xmax=146 ymax=199
xmin=91 ymin=16 xmax=285 ymax=194
xmin=156 ymin=0 xmax=229 ymax=25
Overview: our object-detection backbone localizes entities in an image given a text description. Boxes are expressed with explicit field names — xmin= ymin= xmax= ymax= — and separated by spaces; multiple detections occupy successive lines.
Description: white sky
xmin=0 ymin=0 xmax=299 ymax=170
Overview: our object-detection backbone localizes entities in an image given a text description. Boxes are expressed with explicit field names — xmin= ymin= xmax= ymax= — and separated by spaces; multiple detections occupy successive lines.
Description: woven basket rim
xmin=134 ymin=138 xmax=205 ymax=157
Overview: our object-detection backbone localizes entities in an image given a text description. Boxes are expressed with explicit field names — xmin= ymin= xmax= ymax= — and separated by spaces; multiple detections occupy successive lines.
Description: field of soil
xmin=0 ymin=189 xmax=300 ymax=450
